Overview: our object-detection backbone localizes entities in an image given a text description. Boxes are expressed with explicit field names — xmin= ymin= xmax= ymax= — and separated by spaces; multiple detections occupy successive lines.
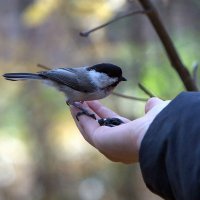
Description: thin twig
xmin=138 ymin=83 xmax=155 ymax=98
xmin=112 ymin=92 xmax=147 ymax=101
xmin=138 ymin=0 xmax=198 ymax=91
xmin=80 ymin=10 xmax=149 ymax=37
xmin=37 ymin=64 xmax=52 ymax=70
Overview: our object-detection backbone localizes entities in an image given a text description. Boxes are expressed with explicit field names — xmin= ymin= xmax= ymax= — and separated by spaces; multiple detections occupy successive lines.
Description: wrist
xmin=135 ymin=116 xmax=154 ymax=153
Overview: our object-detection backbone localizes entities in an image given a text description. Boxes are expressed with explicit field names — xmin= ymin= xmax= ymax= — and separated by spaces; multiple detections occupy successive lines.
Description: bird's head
xmin=88 ymin=63 xmax=127 ymax=89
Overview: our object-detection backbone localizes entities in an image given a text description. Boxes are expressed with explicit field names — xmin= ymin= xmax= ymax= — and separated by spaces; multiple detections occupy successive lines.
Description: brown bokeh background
xmin=0 ymin=0 xmax=200 ymax=199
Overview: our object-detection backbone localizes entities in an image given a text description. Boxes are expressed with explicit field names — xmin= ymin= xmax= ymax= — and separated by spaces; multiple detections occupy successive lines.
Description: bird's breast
xmin=67 ymin=88 xmax=113 ymax=103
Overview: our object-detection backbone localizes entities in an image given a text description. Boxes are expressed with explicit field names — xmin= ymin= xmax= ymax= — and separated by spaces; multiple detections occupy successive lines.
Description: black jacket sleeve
xmin=139 ymin=92 xmax=200 ymax=200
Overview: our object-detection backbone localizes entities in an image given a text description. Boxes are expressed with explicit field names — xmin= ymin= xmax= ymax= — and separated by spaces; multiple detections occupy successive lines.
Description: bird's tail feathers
xmin=3 ymin=73 xmax=43 ymax=81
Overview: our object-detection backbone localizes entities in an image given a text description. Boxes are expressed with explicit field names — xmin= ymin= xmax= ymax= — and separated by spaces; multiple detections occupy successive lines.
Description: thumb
xmin=145 ymin=97 xmax=164 ymax=113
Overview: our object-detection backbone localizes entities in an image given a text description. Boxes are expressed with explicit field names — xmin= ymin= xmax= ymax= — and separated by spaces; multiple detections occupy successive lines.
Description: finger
xmin=87 ymin=100 xmax=130 ymax=122
xmin=70 ymin=103 xmax=100 ymax=146
xmin=70 ymin=102 xmax=100 ymax=120
xmin=145 ymin=100 xmax=171 ymax=118
xmin=70 ymin=106 xmax=85 ymax=133
xmin=87 ymin=101 xmax=118 ymax=118
xmin=145 ymin=97 xmax=164 ymax=113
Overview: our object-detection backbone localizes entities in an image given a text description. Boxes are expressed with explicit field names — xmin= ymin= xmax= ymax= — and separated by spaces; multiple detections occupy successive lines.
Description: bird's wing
xmin=39 ymin=68 xmax=96 ymax=92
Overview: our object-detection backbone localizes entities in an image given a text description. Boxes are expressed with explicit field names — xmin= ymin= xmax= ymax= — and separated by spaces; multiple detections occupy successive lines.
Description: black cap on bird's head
xmin=88 ymin=63 xmax=127 ymax=82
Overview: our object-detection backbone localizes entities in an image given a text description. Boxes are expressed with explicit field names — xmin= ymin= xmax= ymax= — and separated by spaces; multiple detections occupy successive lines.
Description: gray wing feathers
xmin=39 ymin=68 xmax=96 ymax=92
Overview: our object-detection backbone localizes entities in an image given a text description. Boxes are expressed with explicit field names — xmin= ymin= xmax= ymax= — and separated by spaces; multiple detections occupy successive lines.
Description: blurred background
xmin=0 ymin=0 xmax=200 ymax=199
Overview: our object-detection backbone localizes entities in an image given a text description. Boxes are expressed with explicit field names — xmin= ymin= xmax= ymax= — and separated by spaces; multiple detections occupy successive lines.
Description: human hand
xmin=70 ymin=98 xmax=170 ymax=164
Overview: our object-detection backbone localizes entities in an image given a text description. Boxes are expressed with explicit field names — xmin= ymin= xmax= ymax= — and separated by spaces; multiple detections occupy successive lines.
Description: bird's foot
xmin=69 ymin=102 xmax=96 ymax=121
xmin=76 ymin=111 xmax=96 ymax=121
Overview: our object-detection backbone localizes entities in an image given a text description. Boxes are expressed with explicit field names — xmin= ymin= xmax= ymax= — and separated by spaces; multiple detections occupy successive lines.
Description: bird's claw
xmin=76 ymin=111 xmax=96 ymax=121
xmin=66 ymin=101 xmax=96 ymax=121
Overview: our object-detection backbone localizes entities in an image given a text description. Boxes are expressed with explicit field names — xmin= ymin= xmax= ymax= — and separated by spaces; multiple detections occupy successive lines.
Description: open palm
xmin=70 ymin=98 xmax=170 ymax=163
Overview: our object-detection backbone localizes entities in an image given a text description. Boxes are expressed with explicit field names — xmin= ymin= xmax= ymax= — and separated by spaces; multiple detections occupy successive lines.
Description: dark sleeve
xmin=139 ymin=92 xmax=200 ymax=200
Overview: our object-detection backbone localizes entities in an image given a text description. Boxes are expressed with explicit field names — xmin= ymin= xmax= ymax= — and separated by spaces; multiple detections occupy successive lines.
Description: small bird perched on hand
xmin=3 ymin=63 xmax=126 ymax=121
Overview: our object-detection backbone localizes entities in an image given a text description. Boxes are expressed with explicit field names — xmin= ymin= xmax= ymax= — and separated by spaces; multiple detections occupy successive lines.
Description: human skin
xmin=70 ymin=98 xmax=170 ymax=164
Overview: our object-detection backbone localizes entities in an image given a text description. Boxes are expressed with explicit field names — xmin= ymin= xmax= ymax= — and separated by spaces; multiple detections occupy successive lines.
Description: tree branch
xmin=37 ymin=64 xmax=52 ymax=70
xmin=137 ymin=0 xmax=198 ymax=91
xmin=80 ymin=10 xmax=149 ymax=37
xmin=138 ymin=83 xmax=155 ymax=97
xmin=112 ymin=92 xmax=147 ymax=101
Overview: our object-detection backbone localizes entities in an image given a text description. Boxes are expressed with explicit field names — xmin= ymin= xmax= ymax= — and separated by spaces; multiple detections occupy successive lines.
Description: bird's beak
xmin=121 ymin=77 xmax=127 ymax=81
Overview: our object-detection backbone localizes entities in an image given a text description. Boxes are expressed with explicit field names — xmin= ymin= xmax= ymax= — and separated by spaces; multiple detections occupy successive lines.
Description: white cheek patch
xmin=89 ymin=70 xmax=118 ymax=88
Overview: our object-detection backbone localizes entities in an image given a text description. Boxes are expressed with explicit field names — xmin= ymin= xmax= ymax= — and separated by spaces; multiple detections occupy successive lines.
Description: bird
xmin=3 ymin=63 xmax=127 ymax=120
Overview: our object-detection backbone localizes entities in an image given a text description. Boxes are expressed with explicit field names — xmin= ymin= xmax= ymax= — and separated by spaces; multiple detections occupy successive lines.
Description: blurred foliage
xmin=0 ymin=0 xmax=200 ymax=199
xmin=22 ymin=0 xmax=126 ymax=27
xmin=22 ymin=0 xmax=60 ymax=27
